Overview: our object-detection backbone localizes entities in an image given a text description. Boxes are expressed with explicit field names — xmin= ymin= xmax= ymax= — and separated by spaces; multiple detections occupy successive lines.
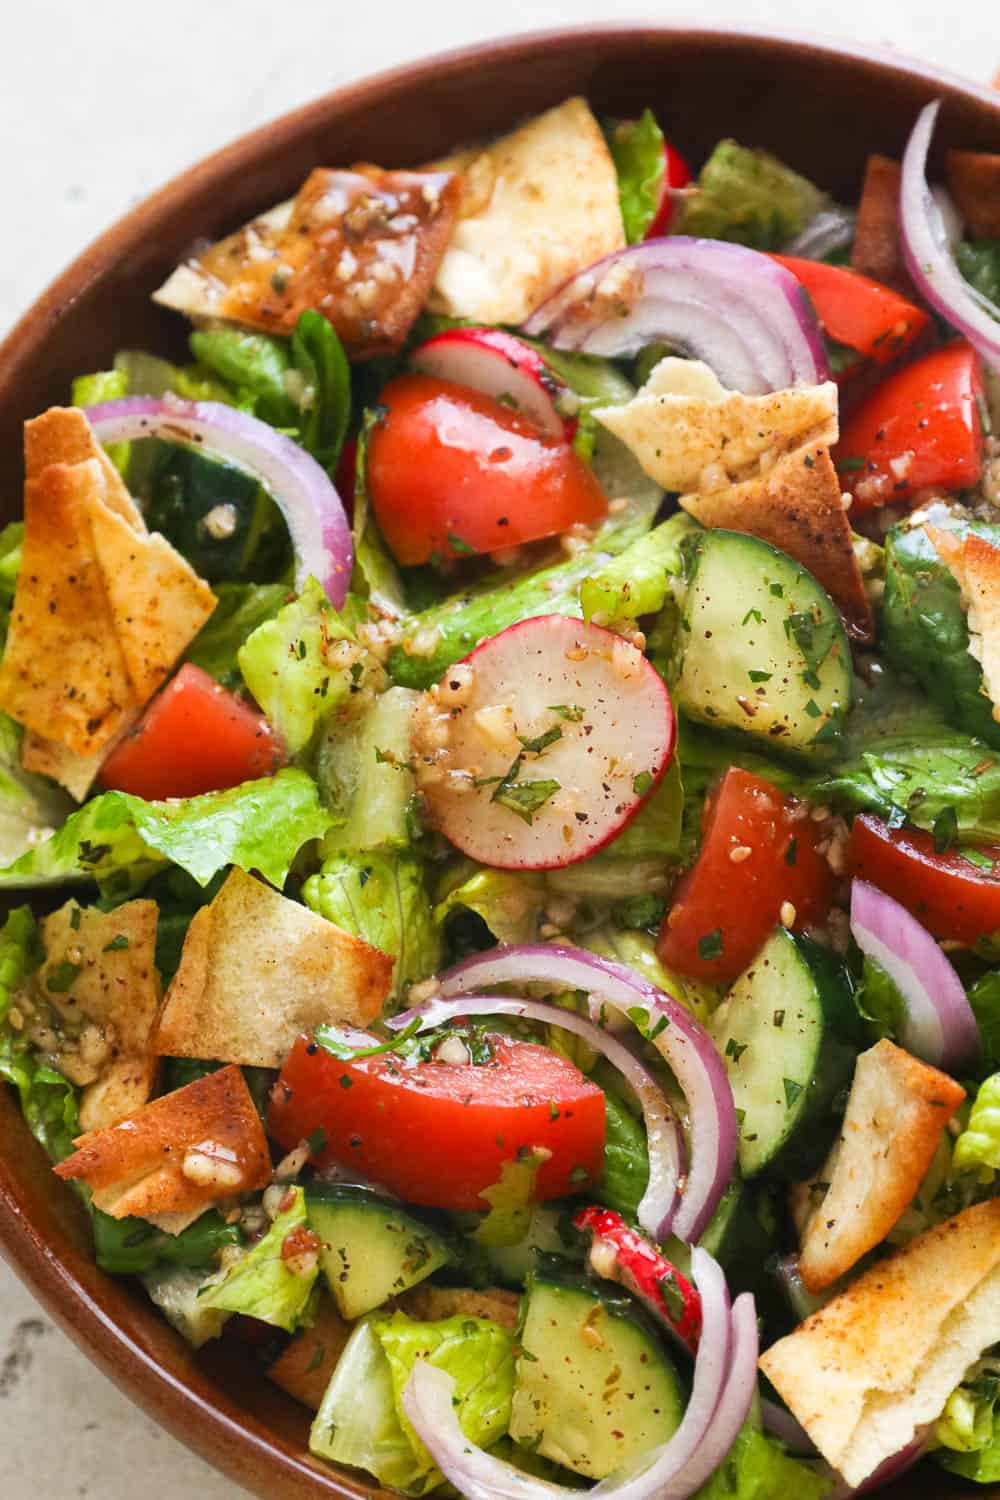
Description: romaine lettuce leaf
xmin=469 ymin=1151 xmax=547 ymax=1248
xmin=598 ymin=1087 xmax=650 ymax=1220
xmin=607 ymin=109 xmax=667 ymax=245
xmin=184 ymin=580 xmax=289 ymax=688
xmin=434 ymin=865 xmax=546 ymax=947
xmin=238 ymin=578 xmax=378 ymax=754
xmin=93 ymin=1206 xmax=240 ymax=1275
xmin=0 ymin=768 xmax=331 ymax=893
xmin=0 ymin=906 xmax=80 ymax=1163
xmin=678 ymin=141 xmax=826 ymax=249
xmin=198 ymin=1185 xmax=317 ymax=1332
xmin=188 ymin=326 xmax=298 ymax=428
xmin=310 ymin=1319 xmax=429 ymax=1492
xmin=289 ymin=309 xmax=351 ymax=474
xmin=302 ymin=849 xmax=440 ymax=1003
xmin=957 ymin=240 xmax=1000 ymax=311
xmin=317 ymin=685 xmax=419 ymax=850
xmin=142 ymin=1264 xmax=232 ymax=1348
xmin=691 ymin=1419 xmax=832 ymax=1499
xmin=580 ymin=512 xmax=695 ymax=624
xmin=970 ymin=972 xmax=1000 ymax=1077
xmin=350 ymin=411 xmax=407 ymax=617
xmin=0 ymin=711 xmax=75 ymax=876
xmin=936 ymin=1353 xmax=1000 ymax=1483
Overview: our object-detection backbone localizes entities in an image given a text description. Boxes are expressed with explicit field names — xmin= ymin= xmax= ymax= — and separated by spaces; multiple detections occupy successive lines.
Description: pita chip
xmin=429 ymin=97 xmax=626 ymax=326
xmin=927 ymin=525 xmax=1000 ymax=723
xmin=761 ymin=1199 xmax=1000 ymax=1487
xmin=593 ymin=356 xmax=839 ymax=493
xmin=154 ymin=868 xmax=393 ymax=1069
xmin=792 ymin=1041 xmax=964 ymax=1294
xmin=24 ymin=406 xmax=143 ymax=530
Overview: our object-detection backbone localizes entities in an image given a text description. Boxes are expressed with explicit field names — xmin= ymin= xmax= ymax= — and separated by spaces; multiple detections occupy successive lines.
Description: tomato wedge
xmin=100 ymin=663 xmax=282 ymax=799
xmin=366 ymin=374 xmax=608 ymax=565
xmin=834 ymin=343 xmax=985 ymax=511
xmin=268 ymin=1031 xmax=606 ymax=1212
xmin=657 ymin=768 xmax=834 ymax=984
xmin=770 ymin=256 xmax=929 ymax=367
xmin=847 ymin=813 xmax=1000 ymax=945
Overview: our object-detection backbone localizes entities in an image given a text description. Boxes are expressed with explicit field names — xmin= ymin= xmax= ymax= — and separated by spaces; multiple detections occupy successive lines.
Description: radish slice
xmin=410 ymin=327 xmax=575 ymax=440
xmin=413 ymin=615 xmax=675 ymax=870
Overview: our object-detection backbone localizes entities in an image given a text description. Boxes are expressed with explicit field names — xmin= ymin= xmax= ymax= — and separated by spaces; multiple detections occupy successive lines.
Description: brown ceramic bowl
xmin=1 ymin=23 xmax=999 ymax=1499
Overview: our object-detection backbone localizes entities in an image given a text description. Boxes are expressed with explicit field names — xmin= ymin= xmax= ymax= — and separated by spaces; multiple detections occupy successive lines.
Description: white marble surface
xmin=0 ymin=2 xmax=995 ymax=1495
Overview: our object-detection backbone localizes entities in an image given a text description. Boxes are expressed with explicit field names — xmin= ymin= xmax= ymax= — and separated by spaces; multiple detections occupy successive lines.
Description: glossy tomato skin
xmin=366 ymin=374 xmax=607 ymax=565
xmin=770 ymin=256 xmax=929 ymax=367
xmin=657 ymin=768 xmax=833 ymax=984
xmin=100 ymin=663 xmax=282 ymax=799
xmin=848 ymin=813 xmax=1000 ymax=945
xmin=835 ymin=343 xmax=985 ymax=511
xmin=268 ymin=1032 xmax=606 ymax=1212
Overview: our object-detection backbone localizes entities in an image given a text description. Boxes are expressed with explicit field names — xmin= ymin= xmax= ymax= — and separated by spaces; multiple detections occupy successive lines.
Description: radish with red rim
xmin=412 ymin=615 xmax=676 ymax=870
xmin=410 ymin=327 xmax=576 ymax=441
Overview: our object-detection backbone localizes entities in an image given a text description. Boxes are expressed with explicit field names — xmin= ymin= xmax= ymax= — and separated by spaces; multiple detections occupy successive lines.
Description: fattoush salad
xmin=4 ymin=94 xmax=1000 ymax=1499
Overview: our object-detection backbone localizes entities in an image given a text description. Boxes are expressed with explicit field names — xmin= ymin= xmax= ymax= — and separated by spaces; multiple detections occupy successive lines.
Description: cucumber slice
xmin=316 ymin=686 xmax=420 ymax=851
xmin=306 ymin=1184 xmax=453 ymax=1319
xmin=710 ymin=927 xmax=856 ymax=1179
xmin=671 ymin=529 xmax=852 ymax=756
xmin=509 ymin=1274 xmax=684 ymax=1479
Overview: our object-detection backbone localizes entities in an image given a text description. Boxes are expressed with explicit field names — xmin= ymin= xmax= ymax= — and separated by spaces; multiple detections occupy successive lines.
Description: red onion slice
xmin=899 ymin=101 xmax=1000 ymax=373
xmin=521 ymin=238 xmax=829 ymax=394
xmin=386 ymin=994 xmax=683 ymax=1233
xmin=761 ymin=1398 xmax=817 ymax=1456
xmin=439 ymin=944 xmax=738 ymax=1244
xmin=850 ymin=880 xmax=980 ymax=1072
xmin=85 ymin=395 xmax=353 ymax=606
xmin=401 ymin=1247 xmax=750 ymax=1500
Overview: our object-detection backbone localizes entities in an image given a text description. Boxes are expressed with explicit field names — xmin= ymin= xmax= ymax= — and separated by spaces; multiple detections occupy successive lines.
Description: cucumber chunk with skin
xmin=711 ymin=927 xmax=856 ymax=1179
xmin=306 ymin=1184 xmax=453 ymax=1319
xmin=509 ymin=1274 xmax=685 ymax=1479
xmin=671 ymin=529 xmax=853 ymax=756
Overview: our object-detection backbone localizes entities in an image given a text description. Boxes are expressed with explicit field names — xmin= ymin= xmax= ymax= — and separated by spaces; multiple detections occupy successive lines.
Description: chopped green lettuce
xmin=72 ymin=367 xmax=130 ymax=473
xmin=581 ymin=926 xmax=717 ymax=1023
xmin=0 ymin=907 xmax=80 ymax=1163
xmin=142 ymin=1264 xmax=232 ymax=1348
xmin=581 ymin=513 xmax=697 ymax=624
xmin=0 ymin=711 xmax=75 ymax=876
xmin=970 ymin=972 xmax=1000 ymax=1076
xmin=678 ymin=141 xmax=826 ymax=249
xmin=604 ymin=757 xmax=684 ymax=861
xmin=198 ymin=1186 xmax=317 ymax=1332
xmin=289 ymin=309 xmax=351 ymax=474
xmin=184 ymin=580 xmax=289 ymax=688
xmin=188 ymin=327 xmax=298 ymax=427
xmin=238 ymin=578 xmax=378 ymax=754
xmin=882 ymin=512 xmax=1000 ymax=748
xmin=312 ymin=1313 xmax=515 ymax=1494
xmin=935 ymin=1353 xmax=1000 ymax=1483
xmin=302 ymin=849 xmax=441 ymax=1003
xmin=854 ymin=956 xmax=906 ymax=1044
xmin=691 ymin=1418 xmax=832 ymax=1499
xmin=953 ymin=1074 xmax=1000 ymax=1178
xmin=434 ymin=865 xmax=546 ymax=947
xmin=0 ymin=768 xmax=331 ymax=893
xmin=351 ymin=411 xmax=407 ymax=617
xmin=598 ymin=1088 xmax=650 ymax=1220
xmin=957 ymin=240 xmax=1000 ymax=311
xmin=93 ymin=1206 xmax=240 ymax=1275
xmin=608 ymin=109 xmax=667 ymax=244
xmin=470 ymin=1151 xmax=547 ymax=1247
xmin=317 ymin=685 xmax=419 ymax=850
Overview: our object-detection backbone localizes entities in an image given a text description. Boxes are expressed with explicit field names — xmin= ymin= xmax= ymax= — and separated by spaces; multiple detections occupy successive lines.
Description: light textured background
xmin=0 ymin=2 xmax=995 ymax=1495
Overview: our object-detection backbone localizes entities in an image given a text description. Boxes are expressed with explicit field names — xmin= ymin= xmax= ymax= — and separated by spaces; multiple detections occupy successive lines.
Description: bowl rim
xmin=2 ymin=20 xmax=1000 ymax=1500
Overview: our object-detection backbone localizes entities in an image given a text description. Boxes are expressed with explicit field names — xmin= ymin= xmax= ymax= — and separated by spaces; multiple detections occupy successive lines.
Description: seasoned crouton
xmin=153 ymin=868 xmax=393 ymax=1069
xmin=593 ymin=356 xmax=838 ymax=494
xmin=947 ymin=150 xmax=1000 ymax=238
xmin=428 ymin=98 xmax=625 ymax=326
xmin=760 ymin=1199 xmax=1000 ymax=1488
xmin=268 ymin=1295 xmax=353 ymax=1409
xmin=794 ymin=1041 xmax=964 ymax=1294
xmin=682 ymin=444 xmax=873 ymax=642
xmin=397 ymin=1283 xmax=521 ymax=1331
xmin=927 ymin=525 xmax=1000 ymax=723
xmin=851 ymin=154 xmax=911 ymax=291
xmin=155 ymin=166 xmax=462 ymax=358
xmin=54 ymin=1064 xmax=271 ymax=1220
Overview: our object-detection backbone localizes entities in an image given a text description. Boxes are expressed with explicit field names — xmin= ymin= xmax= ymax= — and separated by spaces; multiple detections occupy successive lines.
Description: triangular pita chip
xmin=792 ymin=1041 xmax=964 ymax=1294
xmin=927 ymin=525 xmax=1000 ymax=723
xmin=154 ymin=867 xmax=393 ymax=1069
xmin=760 ymin=1199 xmax=1000 ymax=1487
xmin=429 ymin=97 xmax=626 ymax=326
xmin=268 ymin=1295 xmax=353 ymax=1410
xmin=85 ymin=498 xmax=216 ymax=703
xmin=0 ymin=460 xmax=135 ymax=754
xmin=24 ymin=406 xmax=143 ymax=530
xmin=21 ymin=724 xmax=133 ymax=803
xmin=54 ymin=1064 xmax=271 ymax=1220
xmin=682 ymin=445 xmax=874 ymax=642
xmin=594 ymin=356 xmax=839 ymax=493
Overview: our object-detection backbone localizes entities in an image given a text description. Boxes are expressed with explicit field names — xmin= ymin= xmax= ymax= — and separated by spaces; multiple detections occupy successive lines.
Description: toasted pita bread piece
xmin=792 ymin=1041 xmax=964 ymax=1295
xmin=154 ymin=868 xmax=393 ymax=1069
xmin=399 ymin=1283 xmax=521 ymax=1331
xmin=268 ymin=1294 xmax=353 ymax=1409
xmin=25 ymin=899 xmax=163 ymax=1132
xmin=947 ymin=151 xmax=1000 ymax=239
xmin=927 ymin=525 xmax=1000 ymax=723
xmin=851 ymin=154 xmax=913 ymax=292
xmin=760 ymin=1199 xmax=1000 ymax=1488
xmin=20 ymin=725 xmax=133 ymax=803
xmin=54 ymin=1063 xmax=271 ymax=1220
xmin=24 ymin=406 xmax=143 ymax=530
xmin=593 ymin=356 xmax=839 ymax=494
xmin=682 ymin=444 xmax=873 ymax=642
xmin=155 ymin=166 xmax=461 ymax=358
xmin=428 ymin=97 xmax=625 ymax=326
xmin=0 ymin=460 xmax=136 ymax=755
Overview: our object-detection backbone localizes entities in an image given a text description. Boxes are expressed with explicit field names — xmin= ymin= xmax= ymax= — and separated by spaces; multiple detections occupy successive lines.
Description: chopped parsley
xmin=46 ymin=960 xmax=81 ymax=993
xmin=698 ymin=929 xmax=724 ymax=961
xmin=518 ymin=726 xmax=563 ymax=755
xmin=783 ymin=1077 xmax=804 ymax=1107
xmin=632 ymin=770 xmax=655 ymax=797
xmin=102 ymin=934 xmax=130 ymax=953
xmin=548 ymin=704 xmax=585 ymax=722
